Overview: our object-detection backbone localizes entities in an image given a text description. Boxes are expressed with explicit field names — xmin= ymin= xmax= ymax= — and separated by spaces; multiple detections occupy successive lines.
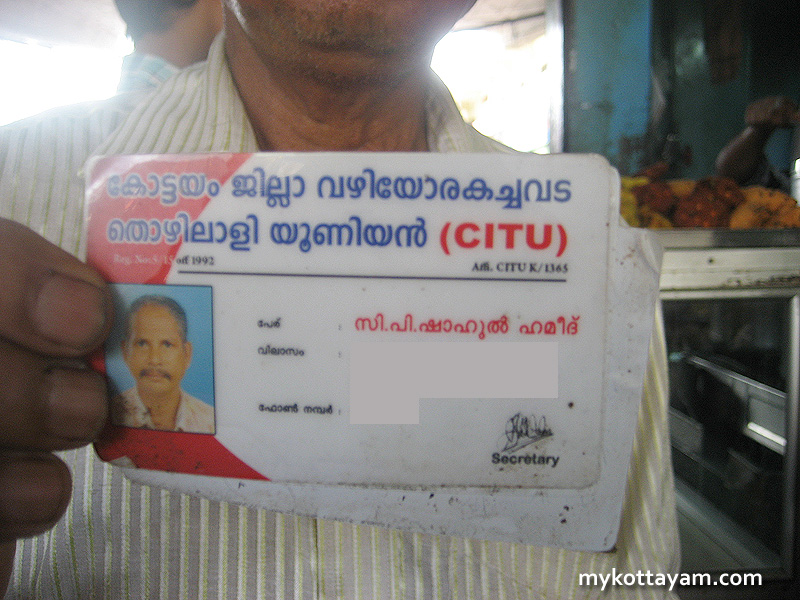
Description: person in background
xmin=715 ymin=95 xmax=800 ymax=192
xmin=114 ymin=0 xmax=224 ymax=92
xmin=0 ymin=0 xmax=223 ymax=259
xmin=0 ymin=1 xmax=679 ymax=597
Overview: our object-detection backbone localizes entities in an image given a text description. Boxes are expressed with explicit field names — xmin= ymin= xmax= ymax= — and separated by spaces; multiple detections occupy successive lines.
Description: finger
xmin=0 ymin=338 xmax=108 ymax=450
xmin=0 ymin=451 xmax=72 ymax=543
xmin=772 ymin=99 xmax=798 ymax=120
xmin=0 ymin=219 xmax=113 ymax=357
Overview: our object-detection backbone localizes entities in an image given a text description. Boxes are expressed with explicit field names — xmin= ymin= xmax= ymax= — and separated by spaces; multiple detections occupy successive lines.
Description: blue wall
xmin=562 ymin=0 xmax=800 ymax=179
xmin=658 ymin=0 xmax=751 ymax=179
xmin=563 ymin=0 xmax=653 ymax=175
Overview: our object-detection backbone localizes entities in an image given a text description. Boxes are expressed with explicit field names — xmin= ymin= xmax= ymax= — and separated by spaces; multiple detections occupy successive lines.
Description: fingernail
xmin=32 ymin=273 xmax=107 ymax=351
xmin=0 ymin=457 xmax=67 ymax=526
xmin=46 ymin=368 xmax=108 ymax=442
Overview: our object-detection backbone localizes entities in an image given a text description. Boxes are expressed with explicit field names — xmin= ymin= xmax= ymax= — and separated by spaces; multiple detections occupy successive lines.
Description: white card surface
xmin=87 ymin=152 xmax=660 ymax=549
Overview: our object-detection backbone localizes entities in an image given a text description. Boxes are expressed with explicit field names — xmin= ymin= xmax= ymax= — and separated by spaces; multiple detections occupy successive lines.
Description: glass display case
xmin=658 ymin=230 xmax=800 ymax=597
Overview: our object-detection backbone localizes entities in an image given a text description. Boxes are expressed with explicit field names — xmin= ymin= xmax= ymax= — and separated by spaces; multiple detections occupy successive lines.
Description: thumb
xmin=0 ymin=219 xmax=112 ymax=357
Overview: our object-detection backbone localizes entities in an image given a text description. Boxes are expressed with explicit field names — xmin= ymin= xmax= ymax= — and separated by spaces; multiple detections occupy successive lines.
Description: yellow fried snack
xmin=637 ymin=204 xmax=673 ymax=228
xmin=621 ymin=176 xmax=650 ymax=190
xmin=620 ymin=195 xmax=641 ymax=227
xmin=729 ymin=201 xmax=768 ymax=228
xmin=742 ymin=186 xmax=793 ymax=209
xmin=620 ymin=179 xmax=646 ymax=227
xmin=770 ymin=202 xmax=800 ymax=228
xmin=729 ymin=186 xmax=800 ymax=228
xmin=666 ymin=179 xmax=696 ymax=200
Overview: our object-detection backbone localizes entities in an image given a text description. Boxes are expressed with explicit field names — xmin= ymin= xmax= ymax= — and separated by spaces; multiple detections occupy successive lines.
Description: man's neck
xmin=139 ymin=388 xmax=182 ymax=430
xmin=224 ymin=18 xmax=430 ymax=152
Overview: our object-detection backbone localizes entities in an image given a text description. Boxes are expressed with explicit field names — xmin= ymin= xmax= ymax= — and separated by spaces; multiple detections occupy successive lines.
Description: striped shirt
xmin=1 ymin=34 xmax=679 ymax=599
xmin=0 ymin=51 xmax=175 ymax=253
xmin=112 ymin=388 xmax=215 ymax=434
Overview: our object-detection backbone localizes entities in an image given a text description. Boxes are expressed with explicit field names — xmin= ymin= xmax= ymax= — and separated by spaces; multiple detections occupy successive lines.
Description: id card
xmin=86 ymin=152 xmax=660 ymax=548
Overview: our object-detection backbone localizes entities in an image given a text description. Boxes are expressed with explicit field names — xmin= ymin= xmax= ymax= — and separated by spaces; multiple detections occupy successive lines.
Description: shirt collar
xmin=424 ymin=69 xmax=515 ymax=154
xmin=116 ymin=52 xmax=181 ymax=95
xmin=95 ymin=33 xmax=512 ymax=158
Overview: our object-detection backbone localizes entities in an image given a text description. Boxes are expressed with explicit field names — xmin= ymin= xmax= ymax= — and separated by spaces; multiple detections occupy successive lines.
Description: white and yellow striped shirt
xmin=0 ymin=35 xmax=679 ymax=599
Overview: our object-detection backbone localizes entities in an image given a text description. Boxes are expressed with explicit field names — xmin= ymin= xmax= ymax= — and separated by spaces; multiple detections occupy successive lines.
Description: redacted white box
xmin=86 ymin=152 xmax=661 ymax=549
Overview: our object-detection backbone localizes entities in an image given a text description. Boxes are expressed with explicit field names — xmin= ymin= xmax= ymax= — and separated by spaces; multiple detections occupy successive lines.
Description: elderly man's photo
xmin=112 ymin=293 xmax=215 ymax=434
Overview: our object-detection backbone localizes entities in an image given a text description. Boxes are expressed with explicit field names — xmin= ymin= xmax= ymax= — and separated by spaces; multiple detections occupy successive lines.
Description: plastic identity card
xmin=86 ymin=152 xmax=662 ymax=550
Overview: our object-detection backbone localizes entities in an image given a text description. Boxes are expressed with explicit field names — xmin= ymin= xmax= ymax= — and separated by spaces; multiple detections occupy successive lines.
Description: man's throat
xmin=141 ymin=390 xmax=182 ymax=430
